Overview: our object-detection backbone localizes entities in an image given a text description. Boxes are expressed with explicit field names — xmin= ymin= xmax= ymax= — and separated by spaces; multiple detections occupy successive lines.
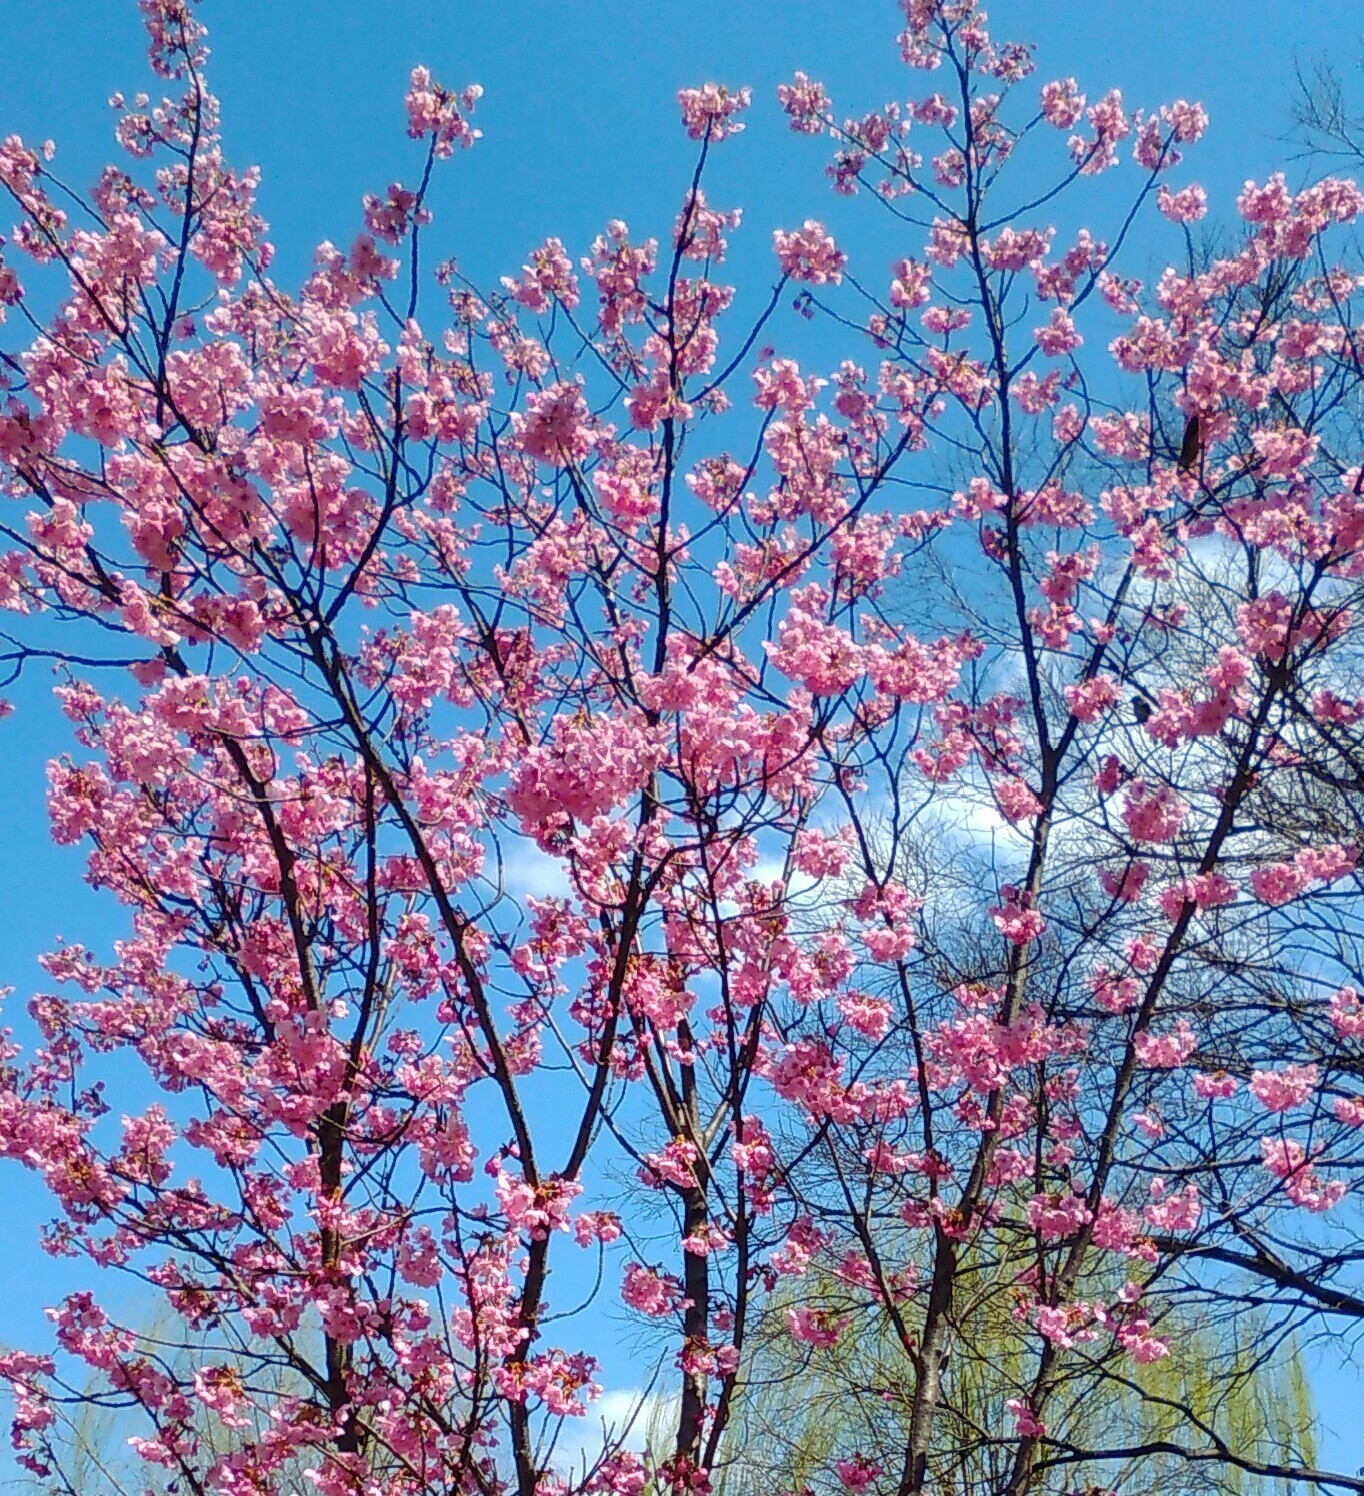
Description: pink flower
xmin=1066 ymin=675 xmax=1120 ymax=722
xmin=1126 ymin=935 xmax=1161 ymax=973
xmin=678 ymin=83 xmax=752 ymax=141
xmin=1121 ymin=779 xmax=1188 ymax=843
xmin=777 ymin=71 xmax=831 ymax=134
xmin=770 ymin=1039 xmax=850 ymax=1120
xmin=1143 ymin=1180 xmax=1201 ymax=1232
xmin=769 ymin=1216 xmax=828 ymax=1277
xmin=501 ymin=236 xmax=579 ymax=313
xmin=1157 ymin=872 xmax=1237 ymax=919
xmin=1312 ymin=690 xmax=1364 ymax=725
xmin=573 ymin=1211 xmax=623 ymax=1248
xmin=1261 ymin=1138 xmax=1346 ymax=1212
xmin=1238 ymin=173 xmax=1293 ymax=226
xmin=773 ymin=221 xmax=846 ymax=284
xmin=1035 ymin=306 xmax=1082 ymax=356
xmin=995 ymin=776 xmax=1043 ymax=822
xmin=838 ymin=990 xmax=892 ymax=1040
xmin=766 ymin=586 xmax=864 ymax=695
xmin=1248 ymin=862 xmax=1307 ymax=907
xmin=1165 ymin=99 xmax=1209 ymax=142
xmin=1071 ymin=89 xmax=1130 ymax=174
xmin=1236 ymin=591 xmax=1297 ymax=660
xmin=405 ymin=66 xmax=481 ymax=156
xmin=496 ymin=1170 xmax=582 ymax=1240
xmin=990 ymin=886 xmax=1047 ymax=945
xmin=890 ymin=257 xmax=933 ymax=309
xmin=193 ymin=1366 xmax=251 ymax=1430
xmin=520 ymin=380 xmax=596 ymax=467
xmin=1091 ymin=967 xmax=1141 ymax=1014
xmin=1040 ymin=78 xmax=1086 ymax=130
xmin=1296 ymin=843 xmax=1358 ymax=884
xmin=640 ymin=1138 xmax=701 ymax=1190
xmin=1035 ymin=1305 xmax=1075 ymax=1347
xmin=730 ymin=1118 xmax=775 ymax=1181
xmin=396 ymin=1227 xmax=442 ymax=1287
xmin=1123 ymin=1328 xmax=1171 ymax=1364
xmin=1249 ymin=1064 xmax=1319 ymax=1113
xmin=835 ymin=1456 xmax=882 ymax=1492
xmin=1093 ymin=755 xmax=1126 ymax=796
xmin=1133 ymin=1020 xmax=1197 ymax=1069
xmin=1027 ymin=1191 xmax=1093 ymax=1239
xmin=1157 ymin=184 xmax=1208 ymax=223
xmin=1006 ymin=1397 xmax=1047 ymax=1437
xmin=786 ymin=1306 xmax=849 ymax=1346
xmin=621 ymin=1263 xmax=687 ymax=1318
xmin=1330 ymin=986 xmax=1364 ymax=1040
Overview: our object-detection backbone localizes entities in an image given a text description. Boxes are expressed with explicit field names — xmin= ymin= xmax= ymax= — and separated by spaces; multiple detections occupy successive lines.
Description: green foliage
xmin=704 ymin=1261 xmax=1317 ymax=1496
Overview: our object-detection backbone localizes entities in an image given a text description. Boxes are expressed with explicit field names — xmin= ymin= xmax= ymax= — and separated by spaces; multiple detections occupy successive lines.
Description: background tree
xmin=714 ymin=1261 xmax=1317 ymax=1496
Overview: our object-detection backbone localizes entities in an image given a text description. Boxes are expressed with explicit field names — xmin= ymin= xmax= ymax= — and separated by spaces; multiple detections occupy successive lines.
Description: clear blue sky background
xmin=2 ymin=0 xmax=1363 ymax=1480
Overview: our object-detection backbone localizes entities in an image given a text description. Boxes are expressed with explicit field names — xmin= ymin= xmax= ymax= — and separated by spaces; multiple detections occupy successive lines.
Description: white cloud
xmin=550 ymin=1387 xmax=679 ymax=1477
xmin=498 ymin=837 xmax=573 ymax=899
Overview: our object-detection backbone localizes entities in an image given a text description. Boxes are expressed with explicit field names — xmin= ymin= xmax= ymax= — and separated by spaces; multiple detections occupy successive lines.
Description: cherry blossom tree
xmin=2 ymin=3 xmax=1364 ymax=1495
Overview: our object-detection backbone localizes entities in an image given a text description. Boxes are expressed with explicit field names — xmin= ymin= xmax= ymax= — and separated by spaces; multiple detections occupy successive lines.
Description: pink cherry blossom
xmin=1261 ymin=1139 xmax=1346 ymax=1213
xmin=1249 ymin=1064 xmax=1319 ymax=1113
xmin=787 ymin=1306 xmax=851 ymax=1347
xmin=1133 ymin=1021 xmax=1197 ymax=1069
xmin=678 ymin=83 xmax=752 ymax=141
xmin=773 ymin=220 xmax=846 ymax=284
xmin=405 ymin=66 xmax=481 ymax=156
xmin=1121 ymin=779 xmax=1188 ymax=843
xmin=0 ymin=8 xmax=1358 ymax=1495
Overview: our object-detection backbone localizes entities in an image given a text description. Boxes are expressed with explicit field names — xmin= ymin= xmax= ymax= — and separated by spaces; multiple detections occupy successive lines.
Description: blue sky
xmin=3 ymin=0 xmax=1364 ymax=1480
